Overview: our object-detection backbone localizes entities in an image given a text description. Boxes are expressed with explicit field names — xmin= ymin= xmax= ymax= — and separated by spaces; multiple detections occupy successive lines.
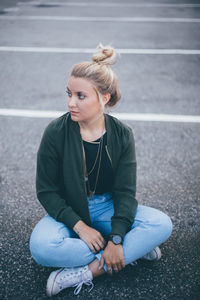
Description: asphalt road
xmin=0 ymin=1 xmax=200 ymax=300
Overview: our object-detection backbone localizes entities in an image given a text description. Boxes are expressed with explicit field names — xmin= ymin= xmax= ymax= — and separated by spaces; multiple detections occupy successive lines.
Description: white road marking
xmin=18 ymin=1 xmax=200 ymax=8
xmin=1 ymin=15 xmax=200 ymax=23
xmin=0 ymin=108 xmax=200 ymax=123
xmin=113 ymin=113 xmax=200 ymax=123
xmin=0 ymin=46 xmax=200 ymax=55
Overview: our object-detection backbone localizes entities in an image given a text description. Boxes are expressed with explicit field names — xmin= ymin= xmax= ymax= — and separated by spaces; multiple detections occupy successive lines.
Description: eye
xmin=66 ymin=90 xmax=72 ymax=97
xmin=77 ymin=92 xmax=85 ymax=100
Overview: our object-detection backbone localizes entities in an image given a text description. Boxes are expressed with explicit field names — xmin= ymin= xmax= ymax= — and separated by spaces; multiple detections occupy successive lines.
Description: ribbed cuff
xmin=58 ymin=209 xmax=81 ymax=230
xmin=110 ymin=220 xmax=130 ymax=241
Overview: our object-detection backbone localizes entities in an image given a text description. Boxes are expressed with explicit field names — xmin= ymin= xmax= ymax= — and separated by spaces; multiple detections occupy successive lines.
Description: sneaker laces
xmin=130 ymin=261 xmax=138 ymax=266
xmin=73 ymin=279 xmax=94 ymax=295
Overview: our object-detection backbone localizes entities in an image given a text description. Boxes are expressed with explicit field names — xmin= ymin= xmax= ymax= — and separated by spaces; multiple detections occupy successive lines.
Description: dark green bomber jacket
xmin=36 ymin=112 xmax=138 ymax=240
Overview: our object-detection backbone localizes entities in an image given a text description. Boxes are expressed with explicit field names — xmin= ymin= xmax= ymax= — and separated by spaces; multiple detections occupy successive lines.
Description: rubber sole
xmin=46 ymin=269 xmax=64 ymax=297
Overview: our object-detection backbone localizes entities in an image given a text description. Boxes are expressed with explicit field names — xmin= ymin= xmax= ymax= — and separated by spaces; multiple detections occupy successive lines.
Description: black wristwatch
xmin=109 ymin=234 xmax=123 ymax=245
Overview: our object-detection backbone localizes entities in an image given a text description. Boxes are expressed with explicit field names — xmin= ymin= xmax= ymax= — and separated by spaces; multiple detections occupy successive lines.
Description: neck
xmin=78 ymin=113 xmax=106 ymax=141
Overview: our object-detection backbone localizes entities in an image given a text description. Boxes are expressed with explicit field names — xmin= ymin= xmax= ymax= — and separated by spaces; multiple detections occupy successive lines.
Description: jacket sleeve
xmin=111 ymin=127 xmax=138 ymax=240
xmin=36 ymin=125 xmax=81 ymax=229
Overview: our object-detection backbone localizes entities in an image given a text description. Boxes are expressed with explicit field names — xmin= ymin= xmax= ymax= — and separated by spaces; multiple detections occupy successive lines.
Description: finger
xmin=98 ymin=240 xmax=105 ymax=249
xmin=107 ymin=264 xmax=113 ymax=276
xmin=101 ymin=237 xmax=106 ymax=245
xmin=99 ymin=235 xmax=106 ymax=245
xmin=93 ymin=242 xmax=101 ymax=252
xmin=120 ymin=258 xmax=125 ymax=269
xmin=117 ymin=263 xmax=122 ymax=271
xmin=118 ymin=257 xmax=124 ymax=270
xmin=89 ymin=243 xmax=97 ymax=254
xmin=113 ymin=264 xmax=119 ymax=273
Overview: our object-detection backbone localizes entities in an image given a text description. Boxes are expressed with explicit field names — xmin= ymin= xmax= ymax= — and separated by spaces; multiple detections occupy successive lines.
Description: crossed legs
xmin=30 ymin=204 xmax=173 ymax=273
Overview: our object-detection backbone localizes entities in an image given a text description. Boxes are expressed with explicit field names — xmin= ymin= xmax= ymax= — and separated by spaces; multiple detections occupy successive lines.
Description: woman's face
xmin=67 ymin=76 xmax=105 ymax=124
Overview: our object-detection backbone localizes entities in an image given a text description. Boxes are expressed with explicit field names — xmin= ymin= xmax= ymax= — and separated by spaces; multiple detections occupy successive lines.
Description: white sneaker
xmin=46 ymin=265 xmax=93 ymax=296
xmin=130 ymin=261 xmax=138 ymax=266
xmin=141 ymin=246 xmax=162 ymax=261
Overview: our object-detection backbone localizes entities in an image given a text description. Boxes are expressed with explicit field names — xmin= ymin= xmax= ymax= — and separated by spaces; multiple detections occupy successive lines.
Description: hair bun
xmin=92 ymin=43 xmax=118 ymax=66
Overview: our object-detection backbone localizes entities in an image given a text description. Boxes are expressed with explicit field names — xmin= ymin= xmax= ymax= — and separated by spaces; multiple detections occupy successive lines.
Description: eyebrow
xmin=66 ymin=87 xmax=86 ymax=94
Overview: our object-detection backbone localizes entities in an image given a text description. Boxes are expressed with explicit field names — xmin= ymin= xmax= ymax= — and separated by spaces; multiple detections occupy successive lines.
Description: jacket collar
xmin=68 ymin=112 xmax=112 ymax=141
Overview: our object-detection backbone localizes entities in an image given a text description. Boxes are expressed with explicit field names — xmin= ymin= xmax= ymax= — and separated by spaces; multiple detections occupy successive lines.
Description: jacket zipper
xmin=81 ymin=140 xmax=88 ymax=196
xmin=81 ymin=140 xmax=92 ymax=223
xmin=105 ymin=145 xmax=112 ymax=166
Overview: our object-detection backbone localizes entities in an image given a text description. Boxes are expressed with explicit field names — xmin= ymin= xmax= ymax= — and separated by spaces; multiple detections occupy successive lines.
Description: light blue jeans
xmin=29 ymin=193 xmax=173 ymax=272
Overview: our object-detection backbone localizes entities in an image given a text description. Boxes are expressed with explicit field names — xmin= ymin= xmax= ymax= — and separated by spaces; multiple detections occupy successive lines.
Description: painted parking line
xmin=1 ymin=15 xmax=200 ymax=23
xmin=0 ymin=109 xmax=200 ymax=123
xmin=18 ymin=1 xmax=200 ymax=8
xmin=0 ymin=46 xmax=200 ymax=55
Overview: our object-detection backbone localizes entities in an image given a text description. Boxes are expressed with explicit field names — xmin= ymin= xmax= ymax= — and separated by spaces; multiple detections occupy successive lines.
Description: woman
xmin=29 ymin=44 xmax=173 ymax=296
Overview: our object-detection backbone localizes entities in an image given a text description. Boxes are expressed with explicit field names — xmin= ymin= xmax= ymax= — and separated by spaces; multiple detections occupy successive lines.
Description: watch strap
xmin=109 ymin=234 xmax=123 ymax=245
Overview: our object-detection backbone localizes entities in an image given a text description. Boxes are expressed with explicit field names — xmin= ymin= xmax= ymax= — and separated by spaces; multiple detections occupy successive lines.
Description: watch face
xmin=112 ymin=235 xmax=122 ymax=245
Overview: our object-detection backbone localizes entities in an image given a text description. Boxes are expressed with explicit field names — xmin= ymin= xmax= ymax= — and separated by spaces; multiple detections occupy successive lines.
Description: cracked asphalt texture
xmin=0 ymin=0 xmax=200 ymax=299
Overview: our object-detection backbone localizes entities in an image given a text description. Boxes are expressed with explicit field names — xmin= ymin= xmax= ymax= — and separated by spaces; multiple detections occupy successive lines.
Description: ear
xmin=102 ymin=93 xmax=111 ymax=105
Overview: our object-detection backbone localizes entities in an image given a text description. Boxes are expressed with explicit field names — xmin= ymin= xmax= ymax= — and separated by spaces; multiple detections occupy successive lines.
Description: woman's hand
xmin=99 ymin=241 xmax=125 ymax=275
xmin=73 ymin=220 xmax=106 ymax=253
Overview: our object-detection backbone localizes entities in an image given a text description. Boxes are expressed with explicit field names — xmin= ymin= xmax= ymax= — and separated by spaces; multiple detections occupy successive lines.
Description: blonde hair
xmin=70 ymin=43 xmax=121 ymax=107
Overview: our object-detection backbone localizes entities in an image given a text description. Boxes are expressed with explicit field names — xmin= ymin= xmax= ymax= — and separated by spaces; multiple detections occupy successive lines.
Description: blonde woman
xmin=29 ymin=44 xmax=172 ymax=296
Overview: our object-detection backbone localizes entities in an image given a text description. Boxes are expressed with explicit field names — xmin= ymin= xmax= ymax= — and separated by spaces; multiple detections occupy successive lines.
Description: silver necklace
xmin=83 ymin=133 xmax=104 ymax=200
xmin=86 ymin=135 xmax=103 ymax=199
xmin=86 ymin=134 xmax=103 ymax=177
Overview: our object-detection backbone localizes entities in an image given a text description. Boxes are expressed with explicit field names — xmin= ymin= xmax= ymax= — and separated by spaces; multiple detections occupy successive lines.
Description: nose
xmin=68 ymin=95 xmax=77 ymax=108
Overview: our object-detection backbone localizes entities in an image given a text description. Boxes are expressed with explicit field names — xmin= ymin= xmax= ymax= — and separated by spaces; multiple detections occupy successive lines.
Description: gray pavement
xmin=0 ymin=1 xmax=200 ymax=299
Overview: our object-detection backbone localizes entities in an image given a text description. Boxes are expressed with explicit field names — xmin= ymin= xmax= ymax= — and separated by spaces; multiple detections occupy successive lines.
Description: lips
xmin=70 ymin=111 xmax=79 ymax=114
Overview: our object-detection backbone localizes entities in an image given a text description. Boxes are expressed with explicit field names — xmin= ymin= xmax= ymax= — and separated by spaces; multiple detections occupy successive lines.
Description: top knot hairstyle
xmin=92 ymin=44 xmax=117 ymax=66
xmin=70 ymin=43 xmax=121 ymax=107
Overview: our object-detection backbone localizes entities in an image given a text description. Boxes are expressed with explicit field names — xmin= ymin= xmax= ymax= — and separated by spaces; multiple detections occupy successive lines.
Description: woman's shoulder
xmin=44 ymin=112 xmax=70 ymax=136
xmin=105 ymin=113 xmax=134 ymax=136
xmin=38 ymin=113 xmax=70 ymax=155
